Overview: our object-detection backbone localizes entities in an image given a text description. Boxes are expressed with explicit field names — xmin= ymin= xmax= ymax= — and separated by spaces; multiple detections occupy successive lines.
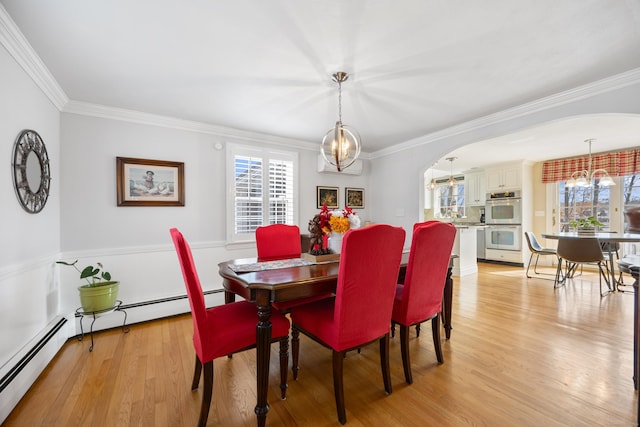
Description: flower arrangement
xmin=319 ymin=205 xmax=360 ymax=234
xmin=308 ymin=205 xmax=360 ymax=255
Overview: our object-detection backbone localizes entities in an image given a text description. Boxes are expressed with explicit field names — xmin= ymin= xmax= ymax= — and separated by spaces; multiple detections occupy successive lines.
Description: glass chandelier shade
xmin=321 ymin=72 xmax=362 ymax=172
xmin=565 ymin=139 xmax=615 ymax=188
xmin=446 ymin=157 xmax=457 ymax=187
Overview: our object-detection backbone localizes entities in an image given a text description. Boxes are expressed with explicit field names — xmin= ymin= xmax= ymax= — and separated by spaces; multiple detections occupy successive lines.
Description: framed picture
xmin=345 ymin=187 xmax=365 ymax=208
xmin=317 ymin=186 xmax=339 ymax=209
xmin=116 ymin=157 xmax=185 ymax=206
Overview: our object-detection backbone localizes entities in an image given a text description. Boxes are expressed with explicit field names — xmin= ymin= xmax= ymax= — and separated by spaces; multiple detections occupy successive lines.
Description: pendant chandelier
xmin=446 ymin=157 xmax=457 ymax=186
xmin=429 ymin=166 xmax=436 ymax=190
xmin=565 ymin=139 xmax=615 ymax=188
xmin=321 ymin=72 xmax=361 ymax=172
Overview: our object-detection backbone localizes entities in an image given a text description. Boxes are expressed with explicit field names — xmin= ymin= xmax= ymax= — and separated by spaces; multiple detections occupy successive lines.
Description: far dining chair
xmin=524 ymin=231 xmax=559 ymax=280
xmin=169 ymin=228 xmax=290 ymax=427
xmin=255 ymin=223 xmax=333 ymax=312
xmin=289 ymin=224 xmax=406 ymax=425
xmin=555 ymin=236 xmax=612 ymax=296
xmin=391 ymin=221 xmax=456 ymax=384
xmin=256 ymin=223 xmax=301 ymax=261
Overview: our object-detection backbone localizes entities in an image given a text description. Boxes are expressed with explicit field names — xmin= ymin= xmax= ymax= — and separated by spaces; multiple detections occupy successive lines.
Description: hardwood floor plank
xmin=3 ymin=263 xmax=638 ymax=426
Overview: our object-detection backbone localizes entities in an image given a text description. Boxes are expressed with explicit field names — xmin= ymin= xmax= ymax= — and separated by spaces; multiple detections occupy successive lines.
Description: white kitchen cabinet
xmin=486 ymin=165 xmax=521 ymax=192
xmin=464 ymin=172 xmax=486 ymax=206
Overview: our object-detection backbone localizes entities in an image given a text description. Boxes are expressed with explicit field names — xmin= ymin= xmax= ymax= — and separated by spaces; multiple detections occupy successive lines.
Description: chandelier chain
xmin=338 ymin=80 xmax=342 ymax=123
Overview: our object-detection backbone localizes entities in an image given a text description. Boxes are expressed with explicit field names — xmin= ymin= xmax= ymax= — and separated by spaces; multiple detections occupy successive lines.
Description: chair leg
xmin=533 ymin=253 xmax=542 ymax=274
xmin=526 ymin=252 xmax=535 ymax=278
xmin=399 ymin=324 xmax=412 ymax=384
xmin=554 ymin=258 xmax=564 ymax=288
xmin=292 ymin=327 xmax=300 ymax=380
xmin=416 ymin=323 xmax=421 ymax=337
xmin=380 ymin=333 xmax=392 ymax=395
xmin=432 ymin=315 xmax=444 ymax=364
xmin=198 ymin=360 xmax=214 ymax=427
xmin=192 ymin=355 xmax=202 ymax=390
xmin=390 ymin=321 xmax=395 ymax=338
xmin=332 ymin=350 xmax=347 ymax=425
xmin=279 ymin=336 xmax=289 ymax=399
xmin=599 ymin=262 xmax=613 ymax=297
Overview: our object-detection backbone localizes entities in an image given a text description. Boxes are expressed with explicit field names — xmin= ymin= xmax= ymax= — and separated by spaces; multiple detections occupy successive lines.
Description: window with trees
xmin=434 ymin=176 xmax=465 ymax=218
xmin=558 ymin=178 xmax=611 ymax=230
xmin=226 ymin=143 xmax=298 ymax=242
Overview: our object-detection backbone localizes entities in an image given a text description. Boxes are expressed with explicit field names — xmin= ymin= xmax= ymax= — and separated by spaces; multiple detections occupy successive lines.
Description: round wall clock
xmin=12 ymin=129 xmax=51 ymax=213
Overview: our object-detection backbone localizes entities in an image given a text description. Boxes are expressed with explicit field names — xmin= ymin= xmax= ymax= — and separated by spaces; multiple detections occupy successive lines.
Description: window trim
xmin=226 ymin=143 xmax=299 ymax=243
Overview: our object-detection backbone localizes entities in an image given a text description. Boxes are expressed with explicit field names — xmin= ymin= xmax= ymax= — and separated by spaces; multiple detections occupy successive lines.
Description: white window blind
xmin=227 ymin=143 xmax=298 ymax=242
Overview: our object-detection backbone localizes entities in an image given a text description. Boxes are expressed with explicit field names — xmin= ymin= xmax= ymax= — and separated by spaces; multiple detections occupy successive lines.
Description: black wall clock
xmin=12 ymin=129 xmax=51 ymax=214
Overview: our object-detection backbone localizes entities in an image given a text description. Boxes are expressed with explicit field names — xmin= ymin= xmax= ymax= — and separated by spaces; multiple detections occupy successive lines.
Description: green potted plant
xmin=569 ymin=216 xmax=604 ymax=234
xmin=57 ymin=260 xmax=119 ymax=312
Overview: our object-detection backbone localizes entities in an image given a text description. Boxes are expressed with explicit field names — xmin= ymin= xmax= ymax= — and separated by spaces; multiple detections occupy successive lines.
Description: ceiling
xmin=2 ymin=1 xmax=640 ymax=170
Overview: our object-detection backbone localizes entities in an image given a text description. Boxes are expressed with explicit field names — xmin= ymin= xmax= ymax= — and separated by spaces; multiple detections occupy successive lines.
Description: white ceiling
xmin=2 ymin=0 xmax=640 ymax=170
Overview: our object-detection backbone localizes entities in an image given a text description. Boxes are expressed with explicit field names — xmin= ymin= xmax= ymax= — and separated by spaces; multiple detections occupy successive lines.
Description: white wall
xmin=56 ymin=112 xmax=372 ymax=317
xmin=0 ymin=43 xmax=61 ymax=377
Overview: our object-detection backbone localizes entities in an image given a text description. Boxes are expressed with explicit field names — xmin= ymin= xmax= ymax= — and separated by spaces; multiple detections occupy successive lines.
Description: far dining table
xmin=541 ymin=231 xmax=640 ymax=291
xmin=218 ymin=252 xmax=456 ymax=427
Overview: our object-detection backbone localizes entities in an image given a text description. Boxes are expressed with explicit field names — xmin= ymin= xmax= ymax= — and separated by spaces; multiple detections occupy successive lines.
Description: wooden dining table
xmin=218 ymin=251 xmax=456 ymax=427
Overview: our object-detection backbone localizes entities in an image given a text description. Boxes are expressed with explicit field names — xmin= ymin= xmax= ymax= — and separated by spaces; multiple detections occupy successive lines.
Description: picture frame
xmin=116 ymin=157 xmax=185 ymax=206
xmin=345 ymin=187 xmax=365 ymax=208
xmin=317 ymin=186 xmax=339 ymax=209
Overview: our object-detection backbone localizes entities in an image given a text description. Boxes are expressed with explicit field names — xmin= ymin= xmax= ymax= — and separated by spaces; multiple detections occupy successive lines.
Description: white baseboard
xmin=0 ymin=317 xmax=68 ymax=424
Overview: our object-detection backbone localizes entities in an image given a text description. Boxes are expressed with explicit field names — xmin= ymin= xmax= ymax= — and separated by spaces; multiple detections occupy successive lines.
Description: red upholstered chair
xmin=256 ymin=223 xmax=333 ymax=312
xmin=289 ymin=224 xmax=406 ymax=425
xmin=169 ymin=228 xmax=290 ymax=427
xmin=391 ymin=221 xmax=456 ymax=384
xmin=256 ymin=224 xmax=301 ymax=261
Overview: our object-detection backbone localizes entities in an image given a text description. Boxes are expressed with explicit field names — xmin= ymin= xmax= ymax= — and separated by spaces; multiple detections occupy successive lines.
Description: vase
xmin=78 ymin=281 xmax=120 ymax=312
xmin=328 ymin=232 xmax=343 ymax=254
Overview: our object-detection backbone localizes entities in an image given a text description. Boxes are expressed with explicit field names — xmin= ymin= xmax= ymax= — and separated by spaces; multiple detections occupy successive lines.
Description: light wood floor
xmin=4 ymin=263 xmax=638 ymax=426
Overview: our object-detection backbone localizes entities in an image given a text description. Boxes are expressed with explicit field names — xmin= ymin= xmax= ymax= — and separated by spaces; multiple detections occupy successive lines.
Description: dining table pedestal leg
xmin=254 ymin=290 xmax=272 ymax=427
xmin=442 ymin=264 xmax=454 ymax=339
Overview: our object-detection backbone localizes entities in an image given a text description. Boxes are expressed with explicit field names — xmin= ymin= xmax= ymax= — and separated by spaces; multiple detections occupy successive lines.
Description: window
xmin=558 ymin=179 xmax=611 ymax=230
xmin=555 ymin=174 xmax=640 ymax=233
xmin=227 ymin=143 xmax=298 ymax=242
xmin=434 ymin=176 xmax=465 ymax=218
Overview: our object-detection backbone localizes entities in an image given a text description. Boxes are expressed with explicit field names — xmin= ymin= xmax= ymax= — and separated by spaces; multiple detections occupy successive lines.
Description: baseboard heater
xmin=0 ymin=317 xmax=67 ymax=394
xmin=76 ymin=288 xmax=225 ymax=335
xmin=119 ymin=288 xmax=222 ymax=311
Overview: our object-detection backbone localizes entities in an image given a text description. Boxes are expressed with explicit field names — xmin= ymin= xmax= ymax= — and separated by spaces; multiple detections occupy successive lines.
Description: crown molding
xmin=63 ymin=100 xmax=331 ymax=153
xmin=369 ymin=67 xmax=640 ymax=159
xmin=0 ymin=5 xmax=68 ymax=109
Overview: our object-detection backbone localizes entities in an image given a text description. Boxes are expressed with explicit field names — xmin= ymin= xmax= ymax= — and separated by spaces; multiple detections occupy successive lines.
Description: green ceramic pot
xmin=78 ymin=281 xmax=120 ymax=312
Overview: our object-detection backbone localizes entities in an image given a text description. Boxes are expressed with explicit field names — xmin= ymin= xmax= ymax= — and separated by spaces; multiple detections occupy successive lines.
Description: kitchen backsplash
xmin=424 ymin=205 xmax=484 ymax=223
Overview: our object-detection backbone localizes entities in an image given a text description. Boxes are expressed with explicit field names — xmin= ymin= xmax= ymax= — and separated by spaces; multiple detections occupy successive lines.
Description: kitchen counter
xmin=452 ymin=223 xmax=486 ymax=229
xmin=452 ymin=225 xmax=480 ymax=276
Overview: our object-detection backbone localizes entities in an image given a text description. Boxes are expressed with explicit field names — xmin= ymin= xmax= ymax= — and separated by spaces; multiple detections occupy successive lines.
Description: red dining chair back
xmin=392 ymin=220 xmax=456 ymax=384
xmin=256 ymin=224 xmax=301 ymax=261
xmin=289 ymin=224 xmax=406 ymax=424
xmin=169 ymin=228 xmax=290 ymax=427
xmin=256 ymin=223 xmax=332 ymax=312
